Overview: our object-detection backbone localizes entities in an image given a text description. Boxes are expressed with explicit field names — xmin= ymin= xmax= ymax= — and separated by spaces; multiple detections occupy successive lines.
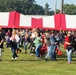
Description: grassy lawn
xmin=0 ymin=44 xmax=76 ymax=75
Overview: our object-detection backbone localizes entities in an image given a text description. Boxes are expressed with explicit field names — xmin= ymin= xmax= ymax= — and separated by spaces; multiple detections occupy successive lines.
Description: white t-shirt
xmin=10 ymin=34 xmax=20 ymax=43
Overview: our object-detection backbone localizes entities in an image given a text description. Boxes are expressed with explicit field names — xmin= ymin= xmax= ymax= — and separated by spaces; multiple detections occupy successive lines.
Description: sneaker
xmin=12 ymin=58 xmax=14 ymax=60
xmin=30 ymin=53 xmax=34 ymax=55
xmin=15 ymin=57 xmax=18 ymax=59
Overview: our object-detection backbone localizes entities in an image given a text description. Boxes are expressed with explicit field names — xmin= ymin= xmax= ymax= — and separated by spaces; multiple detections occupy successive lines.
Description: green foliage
xmin=44 ymin=3 xmax=55 ymax=15
xmin=44 ymin=3 xmax=51 ymax=15
xmin=0 ymin=0 xmax=76 ymax=15
xmin=63 ymin=4 xmax=76 ymax=15
xmin=56 ymin=9 xmax=60 ymax=14
xmin=0 ymin=0 xmax=45 ymax=15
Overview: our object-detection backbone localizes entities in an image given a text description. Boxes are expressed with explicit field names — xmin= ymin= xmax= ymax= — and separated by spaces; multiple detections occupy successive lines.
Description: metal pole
xmin=54 ymin=0 xmax=57 ymax=14
xmin=60 ymin=0 xmax=64 ymax=13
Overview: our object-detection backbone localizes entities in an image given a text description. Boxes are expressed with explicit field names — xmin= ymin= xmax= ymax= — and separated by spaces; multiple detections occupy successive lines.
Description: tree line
xmin=0 ymin=0 xmax=76 ymax=15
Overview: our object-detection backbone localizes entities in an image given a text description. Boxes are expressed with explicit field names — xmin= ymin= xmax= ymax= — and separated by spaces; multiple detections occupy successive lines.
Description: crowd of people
xmin=0 ymin=27 xmax=76 ymax=64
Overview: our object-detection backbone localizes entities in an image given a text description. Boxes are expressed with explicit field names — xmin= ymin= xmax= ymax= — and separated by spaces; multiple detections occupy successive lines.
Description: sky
xmin=35 ymin=0 xmax=76 ymax=10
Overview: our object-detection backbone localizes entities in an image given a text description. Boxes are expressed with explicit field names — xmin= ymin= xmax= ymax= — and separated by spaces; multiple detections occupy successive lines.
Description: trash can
xmin=0 ymin=48 xmax=2 ymax=60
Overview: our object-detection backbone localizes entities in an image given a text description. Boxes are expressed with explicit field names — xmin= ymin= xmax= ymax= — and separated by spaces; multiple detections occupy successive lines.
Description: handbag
xmin=56 ymin=48 xmax=62 ymax=56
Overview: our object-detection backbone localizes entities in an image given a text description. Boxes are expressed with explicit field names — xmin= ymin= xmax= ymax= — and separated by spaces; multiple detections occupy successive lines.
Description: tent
xmin=0 ymin=11 xmax=76 ymax=30
xmin=60 ymin=14 xmax=76 ymax=30
xmin=16 ymin=12 xmax=60 ymax=30
xmin=0 ymin=11 xmax=60 ymax=30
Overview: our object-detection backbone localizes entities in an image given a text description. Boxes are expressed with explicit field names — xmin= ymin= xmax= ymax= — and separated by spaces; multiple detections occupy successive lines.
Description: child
xmin=5 ymin=33 xmax=10 ymax=48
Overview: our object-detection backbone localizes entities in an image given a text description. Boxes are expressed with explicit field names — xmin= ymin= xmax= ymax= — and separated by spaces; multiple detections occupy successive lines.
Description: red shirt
xmin=64 ymin=36 xmax=70 ymax=49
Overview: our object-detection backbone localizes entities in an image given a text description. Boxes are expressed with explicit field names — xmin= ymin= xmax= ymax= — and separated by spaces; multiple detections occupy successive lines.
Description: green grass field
xmin=0 ymin=44 xmax=76 ymax=75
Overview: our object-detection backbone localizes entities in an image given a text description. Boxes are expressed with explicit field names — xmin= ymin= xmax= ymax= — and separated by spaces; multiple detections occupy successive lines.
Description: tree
xmin=27 ymin=4 xmax=45 ymax=15
xmin=0 ymin=0 xmax=44 ymax=15
xmin=63 ymin=4 xmax=76 ymax=15
xmin=44 ymin=3 xmax=51 ymax=15
xmin=44 ymin=3 xmax=55 ymax=15
xmin=56 ymin=9 xmax=60 ymax=14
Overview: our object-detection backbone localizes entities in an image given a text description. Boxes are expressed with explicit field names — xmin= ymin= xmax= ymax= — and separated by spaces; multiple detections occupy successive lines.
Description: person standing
xmin=50 ymin=31 xmax=58 ymax=61
xmin=45 ymin=31 xmax=51 ymax=60
xmin=24 ymin=31 xmax=31 ymax=53
xmin=64 ymin=31 xmax=73 ymax=64
xmin=10 ymin=29 xmax=20 ymax=59
xmin=0 ymin=28 xmax=4 ymax=60
xmin=34 ymin=31 xmax=42 ymax=57
xmin=6 ymin=29 xmax=12 ymax=37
